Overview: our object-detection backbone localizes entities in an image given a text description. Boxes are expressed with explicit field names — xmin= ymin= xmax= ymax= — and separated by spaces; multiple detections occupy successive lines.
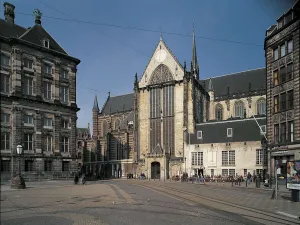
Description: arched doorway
xmin=151 ymin=162 xmax=160 ymax=179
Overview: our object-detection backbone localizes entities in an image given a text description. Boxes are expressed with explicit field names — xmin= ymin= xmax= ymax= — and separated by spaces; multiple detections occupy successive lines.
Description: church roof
xmin=101 ymin=93 xmax=134 ymax=115
xmin=190 ymin=117 xmax=266 ymax=144
xmin=200 ymin=68 xmax=266 ymax=98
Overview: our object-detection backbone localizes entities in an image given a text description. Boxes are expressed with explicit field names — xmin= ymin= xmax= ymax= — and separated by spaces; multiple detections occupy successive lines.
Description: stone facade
xmin=264 ymin=2 xmax=300 ymax=179
xmin=92 ymin=33 xmax=267 ymax=179
xmin=0 ymin=3 xmax=80 ymax=181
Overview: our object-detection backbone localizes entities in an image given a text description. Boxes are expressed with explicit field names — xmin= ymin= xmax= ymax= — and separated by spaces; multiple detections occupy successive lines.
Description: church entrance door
xmin=151 ymin=162 xmax=160 ymax=179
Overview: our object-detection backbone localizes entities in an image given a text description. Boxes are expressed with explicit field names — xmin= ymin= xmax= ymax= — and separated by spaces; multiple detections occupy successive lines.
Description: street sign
xmin=286 ymin=160 xmax=300 ymax=190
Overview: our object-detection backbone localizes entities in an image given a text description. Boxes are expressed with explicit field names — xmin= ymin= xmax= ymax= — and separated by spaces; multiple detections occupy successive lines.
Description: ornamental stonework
xmin=273 ymin=114 xmax=279 ymax=123
xmin=280 ymin=112 xmax=286 ymax=122
xmin=267 ymin=21 xmax=299 ymax=46
xmin=287 ymin=110 xmax=294 ymax=120
xmin=286 ymin=53 xmax=293 ymax=63
xmin=279 ymin=58 xmax=285 ymax=67
xmin=149 ymin=64 xmax=173 ymax=85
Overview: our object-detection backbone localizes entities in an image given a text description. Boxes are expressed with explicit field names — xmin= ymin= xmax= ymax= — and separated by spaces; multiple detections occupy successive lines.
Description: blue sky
xmin=2 ymin=0 xmax=293 ymax=128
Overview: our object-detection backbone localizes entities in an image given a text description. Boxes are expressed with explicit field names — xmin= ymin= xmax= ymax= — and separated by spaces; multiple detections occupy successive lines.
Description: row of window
xmin=191 ymin=149 xmax=267 ymax=167
xmin=1 ymin=54 xmax=69 ymax=79
xmin=273 ymin=90 xmax=293 ymax=113
xmin=1 ymin=74 xmax=69 ymax=102
xmin=1 ymin=113 xmax=70 ymax=129
xmin=1 ymin=160 xmax=70 ymax=172
xmin=215 ymin=99 xmax=266 ymax=121
xmin=273 ymin=63 xmax=293 ymax=86
xmin=274 ymin=121 xmax=294 ymax=144
xmin=273 ymin=39 xmax=293 ymax=61
xmin=197 ymin=125 xmax=266 ymax=139
xmin=0 ymin=133 xmax=69 ymax=152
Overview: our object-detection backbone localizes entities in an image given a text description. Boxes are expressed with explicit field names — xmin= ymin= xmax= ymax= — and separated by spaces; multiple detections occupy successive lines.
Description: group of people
xmin=74 ymin=172 xmax=86 ymax=185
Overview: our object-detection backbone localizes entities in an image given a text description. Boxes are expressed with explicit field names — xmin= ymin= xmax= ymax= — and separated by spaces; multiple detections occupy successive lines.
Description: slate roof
xmin=0 ymin=18 xmax=67 ymax=55
xmin=189 ymin=117 xmax=266 ymax=144
xmin=101 ymin=93 xmax=134 ymax=115
xmin=120 ymin=111 xmax=134 ymax=129
xmin=200 ymin=68 xmax=266 ymax=97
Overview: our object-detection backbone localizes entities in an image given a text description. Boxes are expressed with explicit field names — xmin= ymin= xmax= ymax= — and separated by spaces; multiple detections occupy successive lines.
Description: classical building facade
xmin=0 ymin=2 xmax=80 ymax=180
xmin=265 ymin=1 xmax=300 ymax=178
xmin=93 ymin=32 xmax=267 ymax=179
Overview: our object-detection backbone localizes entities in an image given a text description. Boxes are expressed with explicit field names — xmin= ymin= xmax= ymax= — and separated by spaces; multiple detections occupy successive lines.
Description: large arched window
xmin=234 ymin=101 xmax=245 ymax=118
xmin=215 ymin=104 xmax=223 ymax=121
xmin=149 ymin=64 xmax=173 ymax=85
xmin=115 ymin=119 xmax=120 ymax=130
xmin=257 ymin=98 xmax=266 ymax=115
xmin=102 ymin=120 xmax=108 ymax=137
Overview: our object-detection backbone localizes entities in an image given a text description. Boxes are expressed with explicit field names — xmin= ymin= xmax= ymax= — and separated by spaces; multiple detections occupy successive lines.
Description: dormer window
xmin=278 ymin=18 xmax=284 ymax=29
xmin=43 ymin=40 xmax=49 ymax=48
xmin=227 ymin=128 xmax=233 ymax=137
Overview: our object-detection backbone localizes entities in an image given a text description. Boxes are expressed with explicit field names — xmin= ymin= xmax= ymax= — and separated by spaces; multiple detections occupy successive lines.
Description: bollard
xmin=232 ymin=180 xmax=233 ymax=187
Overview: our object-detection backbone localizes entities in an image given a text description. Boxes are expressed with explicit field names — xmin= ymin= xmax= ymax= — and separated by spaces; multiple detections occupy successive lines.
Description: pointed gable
xmin=139 ymin=38 xmax=184 ymax=88
xmin=19 ymin=25 xmax=67 ymax=54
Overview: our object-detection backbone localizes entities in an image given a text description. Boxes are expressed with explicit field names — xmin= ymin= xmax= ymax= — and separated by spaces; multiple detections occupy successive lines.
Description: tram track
xmin=134 ymin=181 xmax=300 ymax=225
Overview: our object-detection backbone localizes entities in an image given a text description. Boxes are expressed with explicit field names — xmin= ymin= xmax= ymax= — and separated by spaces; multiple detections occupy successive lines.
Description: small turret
xmin=92 ymin=95 xmax=99 ymax=112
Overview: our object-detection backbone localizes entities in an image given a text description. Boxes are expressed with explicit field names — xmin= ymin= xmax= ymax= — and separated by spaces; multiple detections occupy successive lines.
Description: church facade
xmin=92 ymin=33 xmax=267 ymax=179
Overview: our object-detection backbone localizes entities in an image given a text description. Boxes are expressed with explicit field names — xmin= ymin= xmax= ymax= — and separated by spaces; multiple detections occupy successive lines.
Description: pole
xmin=18 ymin=154 xmax=21 ymax=175
xmin=275 ymin=160 xmax=278 ymax=199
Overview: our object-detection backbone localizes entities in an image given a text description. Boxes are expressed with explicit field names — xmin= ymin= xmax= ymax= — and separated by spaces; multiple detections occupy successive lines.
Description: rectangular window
xmin=244 ymin=169 xmax=247 ymax=177
xmin=280 ymin=122 xmax=286 ymax=143
xmin=1 ymin=133 xmax=10 ymax=150
xmin=60 ymin=86 xmax=69 ymax=103
xmin=280 ymin=92 xmax=286 ymax=111
xmin=45 ymin=136 xmax=52 ymax=151
xmin=263 ymin=149 xmax=268 ymax=165
xmin=287 ymin=40 xmax=293 ymax=53
xmin=24 ymin=115 xmax=33 ymax=124
xmin=287 ymin=63 xmax=293 ymax=80
xmin=44 ymin=118 xmax=52 ymax=127
xmin=222 ymin=151 xmax=228 ymax=166
xmin=24 ymin=77 xmax=33 ymax=95
xmin=278 ymin=19 xmax=284 ymax=28
xmin=191 ymin=152 xmax=203 ymax=166
xmin=256 ymin=149 xmax=263 ymax=165
xmin=280 ymin=44 xmax=286 ymax=57
xmin=1 ymin=113 xmax=10 ymax=123
xmin=280 ymin=66 xmax=286 ymax=83
xmin=228 ymin=150 xmax=235 ymax=166
xmin=44 ymin=64 xmax=52 ymax=75
xmin=274 ymin=96 xmax=279 ymax=113
xmin=273 ymin=48 xmax=278 ymax=60
xmin=261 ymin=125 xmax=266 ymax=134
xmin=288 ymin=121 xmax=294 ymax=142
xmin=61 ymin=137 xmax=69 ymax=152
xmin=287 ymin=90 xmax=293 ymax=109
xmin=273 ymin=70 xmax=278 ymax=86
xmin=211 ymin=169 xmax=214 ymax=177
xmin=1 ymin=74 xmax=10 ymax=93
xmin=62 ymin=161 xmax=70 ymax=171
xmin=1 ymin=160 xmax=10 ymax=172
xmin=61 ymin=119 xmax=69 ymax=129
xmin=44 ymin=82 xmax=52 ymax=99
xmin=274 ymin=124 xmax=279 ymax=144
xmin=229 ymin=169 xmax=235 ymax=176
xmin=285 ymin=12 xmax=292 ymax=24
xmin=197 ymin=131 xmax=202 ymax=139
xmin=1 ymin=54 xmax=10 ymax=66
xmin=24 ymin=58 xmax=33 ymax=69
xmin=60 ymin=69 xmax=68 ymax=79
xmin=44 ymin=161 xmax=52 ymax=172
xmin=24 ymin=134 xmax=33 ymax=151
xmin=222 ymin=169 xmax=228 ymax=177
xmin=25 ymin=160 xmax=34 ymax=171
xmin=227 ymin=128 xmax=233 ymax=137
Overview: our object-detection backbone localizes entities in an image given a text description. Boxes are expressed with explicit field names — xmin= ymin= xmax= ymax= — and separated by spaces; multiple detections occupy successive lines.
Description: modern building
xmin=0 ymin=2 xmax=80 ymax=181
xmin=264 ymin=0 xmax=300 ymax=178
xmin=93 ymin=32 xmax=267 ymax=179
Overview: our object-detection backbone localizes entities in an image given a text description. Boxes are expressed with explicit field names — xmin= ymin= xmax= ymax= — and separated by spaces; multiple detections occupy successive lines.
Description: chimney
xmin=3 ymin=2 xmax=15 ymax=24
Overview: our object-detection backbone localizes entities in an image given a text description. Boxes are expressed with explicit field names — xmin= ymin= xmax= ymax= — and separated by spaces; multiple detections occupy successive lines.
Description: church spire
xmin=192 ymin=21 xmax=199 ymax=79
xmin=93 ymin=95 xmax=99 ymax=112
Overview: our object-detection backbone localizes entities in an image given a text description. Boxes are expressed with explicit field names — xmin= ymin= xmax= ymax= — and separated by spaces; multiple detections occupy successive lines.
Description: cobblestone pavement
xmin=1 ymin=180 xmax=299 ymax=225
xmin=131 ymin=180 xmax=300 ymax=224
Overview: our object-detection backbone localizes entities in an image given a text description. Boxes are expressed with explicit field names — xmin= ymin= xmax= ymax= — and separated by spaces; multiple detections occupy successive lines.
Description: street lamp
xmin=11 ymin=144 xmax=26 ymax=189
xmin=185 ymin=157 xmax=186 ymax=173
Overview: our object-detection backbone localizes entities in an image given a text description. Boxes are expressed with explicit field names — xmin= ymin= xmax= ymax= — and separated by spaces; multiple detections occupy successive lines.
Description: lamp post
xmin=185 ymin=157 xmax=186 ymax=173
xmin=11 ymin=144 xmax=26 ymax=189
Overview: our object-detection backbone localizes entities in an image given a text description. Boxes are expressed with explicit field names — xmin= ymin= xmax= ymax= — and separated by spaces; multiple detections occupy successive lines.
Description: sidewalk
xmin=1 ymin=180 xmax=74 ymax=192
